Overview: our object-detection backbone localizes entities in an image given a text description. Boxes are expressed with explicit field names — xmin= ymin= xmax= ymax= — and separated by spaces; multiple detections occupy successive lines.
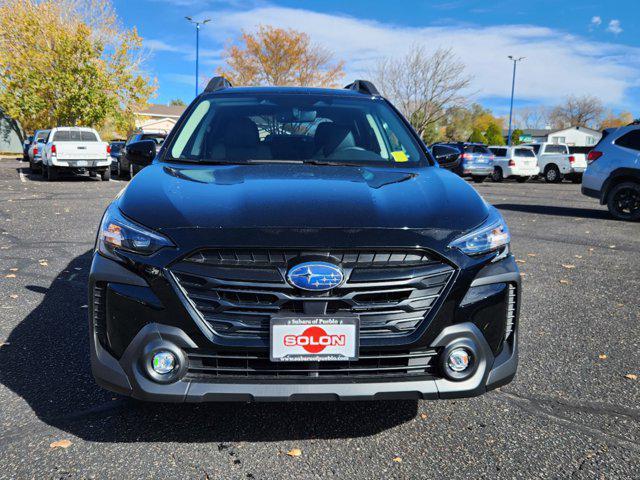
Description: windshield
xmin=514 ymin=148 xmax=535 ymax=157
xmin=165 ymin=93 xmax=427 ymax=167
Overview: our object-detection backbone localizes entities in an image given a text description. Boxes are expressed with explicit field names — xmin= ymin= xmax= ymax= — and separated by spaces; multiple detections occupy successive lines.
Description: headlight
xmin=97 ymin=203 xmax=174 ymax=259
xmin=449 ymin=207 xmax=510 ymax=256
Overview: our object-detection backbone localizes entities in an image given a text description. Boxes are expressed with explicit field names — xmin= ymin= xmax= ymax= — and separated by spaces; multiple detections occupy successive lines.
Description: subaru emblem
xmin=287 ymin=262 xmax=344 ymax=291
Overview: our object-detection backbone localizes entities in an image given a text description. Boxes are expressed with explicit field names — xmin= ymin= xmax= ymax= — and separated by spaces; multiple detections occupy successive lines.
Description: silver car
xmin=582 ymin=123 xmax=640 ymax=221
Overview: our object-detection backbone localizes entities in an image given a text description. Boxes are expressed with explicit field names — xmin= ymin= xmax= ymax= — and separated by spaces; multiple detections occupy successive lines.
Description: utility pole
xmin=185 ymin=17 xmax=211 ymax=97
xmin=507 ymin=56 xmax=525 ymax=146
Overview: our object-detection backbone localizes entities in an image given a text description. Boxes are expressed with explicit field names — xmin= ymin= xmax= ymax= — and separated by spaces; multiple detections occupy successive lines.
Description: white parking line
xmin=19 ymin=168 xmax=27 ymax=183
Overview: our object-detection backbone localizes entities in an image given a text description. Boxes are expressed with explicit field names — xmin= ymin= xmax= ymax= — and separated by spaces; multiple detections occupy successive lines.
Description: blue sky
xmin=113 ymin=0 xmax=640 ymax=118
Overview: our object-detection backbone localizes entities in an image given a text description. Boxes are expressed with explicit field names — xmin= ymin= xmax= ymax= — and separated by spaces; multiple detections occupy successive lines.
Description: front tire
xmin=607 ymin=182 xmax=640 ymax=221
xmin=472 ymin=175 xmax=487 ymax=184
xmin=491 ymin=168 xmax=503 ymax=182
xmin=544 ymin=165 xmax=562 ymax=183
xmin=100 ymin=168 xmax=111 ymax=181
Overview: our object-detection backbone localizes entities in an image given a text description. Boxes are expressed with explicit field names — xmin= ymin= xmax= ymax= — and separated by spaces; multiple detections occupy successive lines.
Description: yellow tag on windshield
xmin=391 ymin=151 xmax=409 ymax=163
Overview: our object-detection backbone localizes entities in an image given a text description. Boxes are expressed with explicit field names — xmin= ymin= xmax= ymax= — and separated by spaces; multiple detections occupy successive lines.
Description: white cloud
xmin=198 ymin=6 xmax=640 ymax=108
xmin=145 ymin=39 xmax=188 ymax=53
xmin=607 ymin=19 xmax=623 ymax=35
xmin=589 ymin=16 xmax=602 ymax=29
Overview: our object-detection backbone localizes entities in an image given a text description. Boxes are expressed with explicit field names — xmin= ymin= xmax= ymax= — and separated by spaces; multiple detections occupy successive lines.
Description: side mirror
xmin=435 ymin=153 xmax=459 ymax=168
xmin=126 ymin=140 xmax=156 ymax=166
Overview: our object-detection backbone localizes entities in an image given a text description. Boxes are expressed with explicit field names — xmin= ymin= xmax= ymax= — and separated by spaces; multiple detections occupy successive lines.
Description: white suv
xmin=582 ymin=124 xmax=640 ymax=221
xmin=489 ymin=146 xmax=540 ymax=183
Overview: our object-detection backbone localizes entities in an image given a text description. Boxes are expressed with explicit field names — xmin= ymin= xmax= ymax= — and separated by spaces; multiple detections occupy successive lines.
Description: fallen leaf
xmin=609 ymin=245 xmax=616 ymax=249
xmin=585 ymin=231 xmax=590 ymax=234
xmin=420 ymin=413 xmax=428 ymax=420
xmin=9 ymin=268 xmax=18 ymax=271
xmin=598 ymin=354 xmax=607 ymax=360
xmin=527 ymin=253 xmax=537 ymax=257
xmin=559 ymin=279 xmax=570 ymax=284
xmin=624 ymin=374 xmax=637 ymax=381
xmin=588 ymin=248 xmax=595 ymax=252
xmin=9 ymin=294 xmax=18 ymax=299
xmin=617 ymin=303 xmax=624 ymax=307
xmin=574 ymin=255 xmax=583 ymax=259
xmin=5 ymin=274 xmax=16 ymax=278
xmin=392 ymin=456 xmax=403 ymax=463
xmin=515 ymin=259 xmax=526 ymax=264
xmin=50 ymin=439 xmax=72 ymax=449
xmin=562 ymin=264 xmax=575 ymax=269
xmin=39 ymin=261 xmax=48 ymax=267
xmin=286 ymin=448 xmax=302 ymax=457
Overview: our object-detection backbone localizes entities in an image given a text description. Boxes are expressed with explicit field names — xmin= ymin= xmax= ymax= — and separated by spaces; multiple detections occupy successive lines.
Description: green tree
xmin=468 ymin=127 xmax=486 ymax=144
xmin=510 ymin=129 xmax=524 ymax=145
xmin=0 ymin=0 xmax=156 ymax=136
xmin=169 ymin=98 xmax=186 ymax=106
xmin=485 ymin=122 xmax=505 ymax=145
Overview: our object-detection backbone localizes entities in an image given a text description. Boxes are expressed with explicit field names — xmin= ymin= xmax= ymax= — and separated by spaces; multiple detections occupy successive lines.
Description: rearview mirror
xmin=127 ymin=140 xmax=156 ymax=166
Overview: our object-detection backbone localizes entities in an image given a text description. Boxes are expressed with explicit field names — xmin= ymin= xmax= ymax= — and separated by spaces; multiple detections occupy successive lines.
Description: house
xmin=0 ymin=110 xmax=23 ymax=154
xmin=133 ymin=104 xmax=186 ymax=134
xmin=504 ymin=126 xmax=602 ymax=147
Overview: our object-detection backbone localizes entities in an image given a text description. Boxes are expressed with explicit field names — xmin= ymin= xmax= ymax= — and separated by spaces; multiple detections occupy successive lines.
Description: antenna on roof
xmin=344 ymin=80 xmax=380 ymax=96
xmin=204 ymin=76 xmax=233 ymax=93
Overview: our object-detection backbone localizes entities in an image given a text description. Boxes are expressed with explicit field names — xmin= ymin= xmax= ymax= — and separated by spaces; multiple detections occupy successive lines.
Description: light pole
xmin=507 ymin=56 xmax=524 ymax=146
xmin=185 ymin=17 xmax=211 ymax=97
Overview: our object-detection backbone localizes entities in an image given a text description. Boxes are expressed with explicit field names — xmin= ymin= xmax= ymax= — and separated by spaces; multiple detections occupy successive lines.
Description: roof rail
xmin=344 ymin=80 xmax=380 ymax=96
xmin=204 ymin=76 xmax=233 ymax=93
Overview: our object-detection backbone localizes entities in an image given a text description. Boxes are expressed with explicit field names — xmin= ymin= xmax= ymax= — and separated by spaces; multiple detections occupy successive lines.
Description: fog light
xmin=152 ymin=351 xmax=176 ymax=375
xmin=447 ymin=348 xmax=471 ymax=372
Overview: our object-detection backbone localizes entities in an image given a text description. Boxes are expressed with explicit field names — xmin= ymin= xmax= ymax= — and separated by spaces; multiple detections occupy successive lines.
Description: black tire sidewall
xmin=607 ymin=182 xmax=640 ymax=221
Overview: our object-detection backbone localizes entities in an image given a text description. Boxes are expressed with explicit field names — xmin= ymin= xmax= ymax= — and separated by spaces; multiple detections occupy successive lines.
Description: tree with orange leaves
xmin=216 ymin=26 xmax=345 ymax=88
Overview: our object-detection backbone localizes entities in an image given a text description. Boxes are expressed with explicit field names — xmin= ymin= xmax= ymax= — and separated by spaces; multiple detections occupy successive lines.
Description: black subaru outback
xmin=89 ymin=78 xmax=520 ymax=402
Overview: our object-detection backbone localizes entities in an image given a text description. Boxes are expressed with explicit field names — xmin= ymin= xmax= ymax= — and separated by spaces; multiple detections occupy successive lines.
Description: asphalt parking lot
xmin=0 ymin=157 xmax=638 ymax=479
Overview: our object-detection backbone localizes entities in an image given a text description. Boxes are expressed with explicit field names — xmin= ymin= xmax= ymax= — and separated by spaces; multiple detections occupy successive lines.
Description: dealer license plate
xmin=270 ymin=317 xmax=359 ymax=362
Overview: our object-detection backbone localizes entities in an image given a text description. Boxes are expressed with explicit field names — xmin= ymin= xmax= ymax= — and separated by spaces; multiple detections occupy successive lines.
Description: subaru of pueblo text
xmin=89 ymin=78 xmax=521 ymax=402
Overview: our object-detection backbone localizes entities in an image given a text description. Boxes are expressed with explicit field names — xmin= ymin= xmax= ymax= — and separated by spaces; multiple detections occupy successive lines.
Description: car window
xmin=168 ymin=94 xmax=427 ymax=166
xmin=490 ymin=148 xmax=507 ymax=157
xmin=80 ymin=131 xmax=98 ymax=141
xmin=514 ymin=148 xmax=535 ymax=158
xmin=141 ymin=134 xmax=166 ymax=145
xmin=615 ymin=130 xmax=640 ymax=151
xmin=544 ymin=144 xmax=568 ymax=154
xmin=464 ymin=145 xmax=491 ymax=154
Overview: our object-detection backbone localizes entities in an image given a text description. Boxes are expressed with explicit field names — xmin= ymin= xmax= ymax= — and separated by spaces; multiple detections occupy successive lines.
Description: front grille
xmin=170 ymin=249 xmax=455 ymax=339
xmin=185 ymin=349 xmax=438 ymax=382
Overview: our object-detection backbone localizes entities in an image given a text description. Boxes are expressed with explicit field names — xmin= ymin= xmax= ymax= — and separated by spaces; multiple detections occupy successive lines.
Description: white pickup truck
xmin=41 ymin=127 xmax=111 ymax=181
xmin=522 ymin=142 xmax=587 ymax=183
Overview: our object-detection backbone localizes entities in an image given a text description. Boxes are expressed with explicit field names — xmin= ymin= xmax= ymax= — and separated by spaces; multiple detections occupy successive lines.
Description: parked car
xmin=108 ymin=141 xmax=126 ymax=176
xmin=22 ymin=135 xmax=34 ymax=162
xmin=120 ymin=131 xmax=167 ymax=179
xmin=89 ymin=77 xmax=520 ymax=403
xmin=522 ymin=142 xmax=586 ymax=183
xmin=431 ymin=142 xmax=494 ymax=183
xmin=27 ymin=129 xmax=50 ymax=173
xmin=582 ymin=123 xmax=640 ymax=221
xmin=488 ymin=145 xmax=540 ymax=183
xmin=40 ymin=127 xmax=111 ymax=181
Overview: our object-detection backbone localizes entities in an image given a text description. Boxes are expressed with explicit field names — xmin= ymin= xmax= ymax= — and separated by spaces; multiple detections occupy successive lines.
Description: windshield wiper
xmin=303 ymin=159 xmax=363 ymax=167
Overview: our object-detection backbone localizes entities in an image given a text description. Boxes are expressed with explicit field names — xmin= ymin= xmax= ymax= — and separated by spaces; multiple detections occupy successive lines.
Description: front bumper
xmin=89 ymin=250 xmax=521 ymax=402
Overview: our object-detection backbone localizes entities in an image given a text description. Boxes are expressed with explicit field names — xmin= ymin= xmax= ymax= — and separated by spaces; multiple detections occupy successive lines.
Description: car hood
xmin=118 ymin=163 xmax=489 ymax=234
